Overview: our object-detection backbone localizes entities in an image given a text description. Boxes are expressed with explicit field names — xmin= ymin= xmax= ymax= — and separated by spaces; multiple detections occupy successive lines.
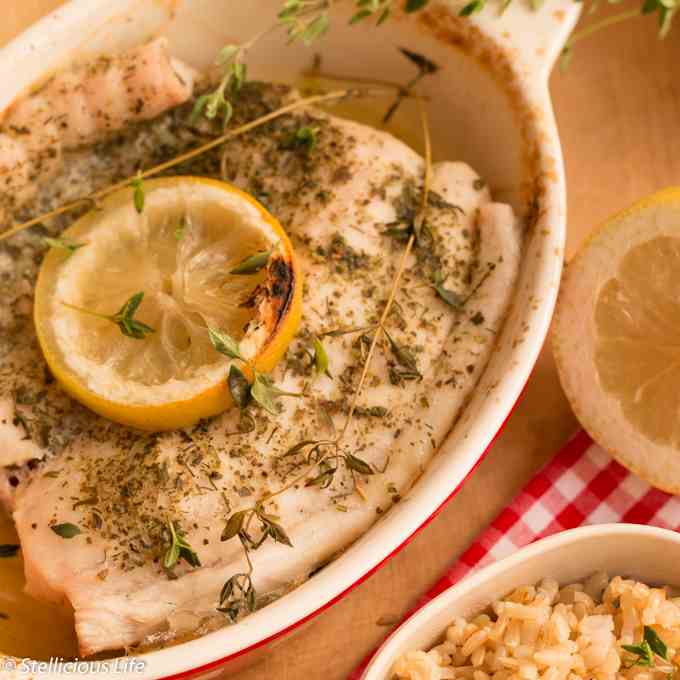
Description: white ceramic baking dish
xmin=0 ymin=1 xmax=580 ymax=677
xmin=361 ymin=524 xmax=680 ymax=680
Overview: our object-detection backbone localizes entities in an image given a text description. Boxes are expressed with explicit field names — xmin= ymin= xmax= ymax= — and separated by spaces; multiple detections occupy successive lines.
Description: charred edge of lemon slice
xmin=255 ymin=253 xmax=303 ymax=369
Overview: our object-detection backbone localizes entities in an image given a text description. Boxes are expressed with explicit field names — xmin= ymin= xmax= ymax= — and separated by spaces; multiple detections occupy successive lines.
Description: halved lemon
xmin=553 ymin=187 xmax=680 ymax=493
xmin=34 ymin=176 xmax=302 ymax=432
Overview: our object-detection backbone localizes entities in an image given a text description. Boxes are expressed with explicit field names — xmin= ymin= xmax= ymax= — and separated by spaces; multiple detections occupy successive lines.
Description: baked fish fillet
xmin=0 ymin=80 xmax=520 ymax=655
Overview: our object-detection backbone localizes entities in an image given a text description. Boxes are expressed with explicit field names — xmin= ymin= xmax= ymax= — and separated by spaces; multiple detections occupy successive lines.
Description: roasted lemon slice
xmin=553 ymin=187 xmax=680 ymax=492
xmin=34 ymin=176 xmax=301 ymax=431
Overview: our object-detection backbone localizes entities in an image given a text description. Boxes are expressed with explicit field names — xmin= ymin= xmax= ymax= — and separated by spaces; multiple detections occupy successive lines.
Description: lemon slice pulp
xmin=34 ymin=176 xmax=301 ymax=431
xmin=553 ymin=187 xmax=680 ymax=492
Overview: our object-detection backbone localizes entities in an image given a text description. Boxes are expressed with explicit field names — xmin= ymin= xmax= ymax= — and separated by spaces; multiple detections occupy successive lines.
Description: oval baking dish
xmin=0 ymin=0 xmax=580 ymax=677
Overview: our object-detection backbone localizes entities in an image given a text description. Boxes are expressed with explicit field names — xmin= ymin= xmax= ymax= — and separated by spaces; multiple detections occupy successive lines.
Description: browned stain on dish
xmin=414 ymin=4 xmax=557 ymax=234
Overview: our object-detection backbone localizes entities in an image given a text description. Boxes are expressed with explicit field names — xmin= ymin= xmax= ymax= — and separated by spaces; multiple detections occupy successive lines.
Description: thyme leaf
xmin=230 ymin=249 xmax=272 ymax=275
xmin=383 ymin=47 xmax=439 ymax=124
xmin=259 ymin=514 xmax=294 ymax=547
xmin=460 ymin=0 xmax=486 ymax=15
xmin=313 ymin=337 xmax=331 ymax=377
xmin=432 ymin=271 xmax=464 ymax=309
xmin=62 ymin=293 xmax=155 ymax=340
xmin=163 ymin=519 xmax=201 ymax=571
xmin=131 ymin=174 xmax=145 ymax=214
xmin=0 ymin=544 xmax=19 ymax=558
xmin=398 ymin=47 xmax=439 ymax=75
xmin=221 ymin=510 xmax=248 ymax=542
xmin=384 ymin=329 xmax=419 ymax=373
xmin=111 ymin=292 xmax=155 ymax=339
xmin=250 ymin=374 xmax=301 ymax=415
xmin=218 ymin=573 xmax=256 ymax=621
xmin=623 ymin=640 xmax=655 ymax=667
xmin=305 ymin=460 xmax=337 ymax=488
xmin=51 ymin=523 xmax=82 ymax=539
xmin=278 ymin=1 xmax=331 ymax=44
xmin=644 ymin=626 xmax=668 ymax=660
xmin=345 ymin=453 xmax=375 ymax=475
xmin=208 ymin=327 xmax=245 ymax=361
xmin=228 ymin=364 xmax=252 ymax=410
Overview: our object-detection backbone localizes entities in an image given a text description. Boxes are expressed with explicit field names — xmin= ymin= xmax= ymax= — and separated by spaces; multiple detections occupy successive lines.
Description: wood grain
xmin=2 ymin=4 xmax=680 ymax=679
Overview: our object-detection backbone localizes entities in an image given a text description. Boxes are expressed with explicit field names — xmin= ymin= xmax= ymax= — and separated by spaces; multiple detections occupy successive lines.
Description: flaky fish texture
xmin=0 ymin=70 xmax=520 ymax=655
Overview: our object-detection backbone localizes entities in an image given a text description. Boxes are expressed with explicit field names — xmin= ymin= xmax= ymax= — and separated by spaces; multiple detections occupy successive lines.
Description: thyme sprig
xmin=208 ymin=328 xmax=301 ymax=415
xmin=63 ymin=291 xmax=155 ymax=340
xmin=192 ymin=0 xmax=432 ymax=129
xmin=191 ymin=40 xmax=257 ymax=128
xmin=383 ymin=48 xmax=439 ymax=124
xmin=622 ymin=626 xmax=675 ymax=671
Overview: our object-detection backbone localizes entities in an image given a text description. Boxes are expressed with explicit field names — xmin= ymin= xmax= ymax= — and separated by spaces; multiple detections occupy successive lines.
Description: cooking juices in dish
xmin=0 ymin=38 xmax=521 ymax=658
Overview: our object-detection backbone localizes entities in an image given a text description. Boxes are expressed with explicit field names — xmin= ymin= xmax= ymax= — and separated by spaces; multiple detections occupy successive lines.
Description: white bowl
xmin=0 ymin=1 xmax=580 ymax=678
xmin=361 ymin=524 xmax=680 ymax=680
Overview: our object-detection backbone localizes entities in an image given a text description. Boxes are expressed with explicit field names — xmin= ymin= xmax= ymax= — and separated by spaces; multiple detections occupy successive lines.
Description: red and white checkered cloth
xmin=348 ymin=429 xmax=680 ymax=679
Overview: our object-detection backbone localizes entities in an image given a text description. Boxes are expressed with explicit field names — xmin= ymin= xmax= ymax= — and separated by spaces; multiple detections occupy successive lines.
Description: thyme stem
xmin=337 ymin=96 xmax=431 ymax=441
xmin=61 ymin=301 xmax=110 ymax=321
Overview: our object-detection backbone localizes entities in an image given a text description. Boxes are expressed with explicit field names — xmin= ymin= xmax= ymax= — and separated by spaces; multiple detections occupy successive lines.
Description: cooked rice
xmin=392 ymin=574 xmax=680 ymax=680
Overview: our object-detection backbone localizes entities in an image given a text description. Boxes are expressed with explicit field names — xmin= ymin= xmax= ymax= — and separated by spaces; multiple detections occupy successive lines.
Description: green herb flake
xmin=281 ymin=126 xmax=320 ymax=153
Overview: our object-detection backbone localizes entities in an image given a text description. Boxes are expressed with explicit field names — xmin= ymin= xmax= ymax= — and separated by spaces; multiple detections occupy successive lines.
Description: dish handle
xmin=465 ymin=0 xmax=583 ymax=85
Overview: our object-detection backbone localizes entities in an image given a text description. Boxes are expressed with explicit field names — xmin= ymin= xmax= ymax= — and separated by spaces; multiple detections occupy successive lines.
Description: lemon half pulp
xmin=553 ymin=187 xmax=680 ymax=492
xmin=34 ymin=177 xmax=302 ymax=431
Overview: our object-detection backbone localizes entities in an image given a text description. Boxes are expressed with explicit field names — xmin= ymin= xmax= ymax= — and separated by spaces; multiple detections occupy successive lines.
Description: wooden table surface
xmin=3 ymin=3 xmax=680 ymax=678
